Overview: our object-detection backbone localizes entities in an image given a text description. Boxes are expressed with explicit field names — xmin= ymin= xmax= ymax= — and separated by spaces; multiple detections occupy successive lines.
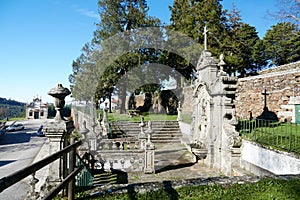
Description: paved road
xmin=0 ymin=119 xmax=47 ymax=200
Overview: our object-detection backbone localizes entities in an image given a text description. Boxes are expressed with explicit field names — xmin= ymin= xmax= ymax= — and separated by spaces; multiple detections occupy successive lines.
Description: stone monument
xmin=190 ymin=28 xmax=241 ymax=176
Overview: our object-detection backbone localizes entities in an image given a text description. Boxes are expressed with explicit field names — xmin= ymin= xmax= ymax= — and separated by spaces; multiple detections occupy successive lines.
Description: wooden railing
xmin=0 ymin=140 xmax=83 ymax=200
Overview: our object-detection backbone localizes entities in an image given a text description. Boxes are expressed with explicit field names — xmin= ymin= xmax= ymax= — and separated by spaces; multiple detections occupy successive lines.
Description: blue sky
xmin=0 ymin=0 xmax=278 ymax=103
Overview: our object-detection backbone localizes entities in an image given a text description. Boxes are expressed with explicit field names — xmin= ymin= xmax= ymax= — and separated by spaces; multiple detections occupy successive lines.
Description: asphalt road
xmin=0 ymin=119 xmax=47 ymax=200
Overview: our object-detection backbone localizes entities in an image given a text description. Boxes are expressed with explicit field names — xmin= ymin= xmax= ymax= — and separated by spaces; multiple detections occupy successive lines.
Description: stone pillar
xmin=138 ymin=117 xmax=147 ymax=149
xmin=44 ymin=84 xmax=74 ymax=186
xmin=44 ymin=120 xmax=74 ymax=184
xmin=144 ymin=145 xmax=155 ymax=173
xmin=144 ymin=121 xmax=155 ymax=173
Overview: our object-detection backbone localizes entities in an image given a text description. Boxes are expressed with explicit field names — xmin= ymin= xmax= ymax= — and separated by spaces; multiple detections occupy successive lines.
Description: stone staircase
xmin=88 ymin=120 xmax=196 ymax=187
xmin=110 ymin=120 xmax=182 ymax=144
xmin=110 ymin=120 xmax=192 ymax=173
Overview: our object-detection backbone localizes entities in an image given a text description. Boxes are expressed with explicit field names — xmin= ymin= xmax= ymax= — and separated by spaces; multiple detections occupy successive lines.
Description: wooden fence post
xmin=68 ymin=137 xmax=75 ymax=200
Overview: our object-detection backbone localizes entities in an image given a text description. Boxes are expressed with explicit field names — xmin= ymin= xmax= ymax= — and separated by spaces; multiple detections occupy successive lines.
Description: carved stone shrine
xmin=191 ymin=50 xmax=242 ymax=176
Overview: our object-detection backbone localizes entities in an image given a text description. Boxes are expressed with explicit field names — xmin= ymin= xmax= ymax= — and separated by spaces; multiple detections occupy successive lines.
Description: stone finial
xmin=48 ymin=84 xmax=71 ymax=121
xmin=218 ymin=54 xmax=226 ymax=71
xmin=177 ymin=101 xmax=182 ymax=121
xmin=138 ymin=117 xmax=146 ymax=138
xmin=145 ymin=121 xmax=155 ymax=149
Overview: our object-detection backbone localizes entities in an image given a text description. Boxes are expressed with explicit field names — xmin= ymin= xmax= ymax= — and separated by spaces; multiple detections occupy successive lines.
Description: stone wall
xmin=181 ymin=85 xmax=194 ymax=114
xmin=236 ymin=61 xmax=300 ymax=120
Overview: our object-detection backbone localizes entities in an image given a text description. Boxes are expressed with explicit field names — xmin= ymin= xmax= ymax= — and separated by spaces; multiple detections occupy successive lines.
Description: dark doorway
xmin=34 ymin=111 xmax=39 ymax=119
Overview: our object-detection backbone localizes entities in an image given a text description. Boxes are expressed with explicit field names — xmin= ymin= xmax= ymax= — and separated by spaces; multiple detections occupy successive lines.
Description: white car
xmin=6 ymin=123 xmax=25 ymax=132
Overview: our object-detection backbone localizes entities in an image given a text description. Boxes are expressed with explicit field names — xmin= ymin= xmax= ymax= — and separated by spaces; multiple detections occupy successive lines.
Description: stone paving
xmin=89 ymin=142 xmax=255 ymax=197
xmin=89 ymin=160 xmax=300 ymax=198
xmin=128 ymin=161 xmax=224 ymax=184
xmin=89 ymin=160 xmax=259 ymax=197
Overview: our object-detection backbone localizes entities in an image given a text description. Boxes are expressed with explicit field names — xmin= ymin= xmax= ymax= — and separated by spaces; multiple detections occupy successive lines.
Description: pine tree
xmin=169 ymin=0 xmax=227 ymax=53
xmin=69 ymin=43 xmax=100 ymax=102
xmin=263 ymin=22 xmax=300 ymax=66
xmin=169 ymin=1 xmax=266 ymax=76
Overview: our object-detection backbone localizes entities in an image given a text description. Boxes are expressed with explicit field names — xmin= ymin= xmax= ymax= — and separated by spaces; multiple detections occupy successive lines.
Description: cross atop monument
xmin=261 ymin=89 xmax=269 ymax=108
xmin=203 ymin=25 xmax=209 ymax=51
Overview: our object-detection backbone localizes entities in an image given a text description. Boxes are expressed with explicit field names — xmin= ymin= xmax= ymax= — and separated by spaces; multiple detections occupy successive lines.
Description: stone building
xmin=26 ymin=97 xmax=48 ymax=119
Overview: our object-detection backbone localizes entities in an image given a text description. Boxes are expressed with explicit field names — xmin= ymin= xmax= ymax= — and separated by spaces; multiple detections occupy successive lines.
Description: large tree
xmin=69 ymin=43 xmax=97 ymax=101
xmin=169 ymin=0 xmax=265 ymax=76
xmin=70 ymin=0 xmax=161 ymax=113
xmin=263 ymin=22 xmax=300 ymax=66
xmin=222 ymin=3 xmax=266 ymax=75
xmin=95 ymin=0 xmax=160 ymax=114
xmin=169 ymin=0 xmax=227 ymax=54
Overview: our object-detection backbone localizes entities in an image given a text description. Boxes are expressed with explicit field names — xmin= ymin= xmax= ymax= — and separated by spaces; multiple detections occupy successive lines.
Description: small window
xmin=40 ymin=111 xmax=44 ymax=117
xmin=29 ymin=111 xmax=33 ymax=116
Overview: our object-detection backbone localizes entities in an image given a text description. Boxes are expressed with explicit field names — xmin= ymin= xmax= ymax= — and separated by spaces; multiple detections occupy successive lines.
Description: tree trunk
xmin=118 ymin=80 xmax=127 ymax=114
xmin=108 ymin=91 xmax=112 ymax=113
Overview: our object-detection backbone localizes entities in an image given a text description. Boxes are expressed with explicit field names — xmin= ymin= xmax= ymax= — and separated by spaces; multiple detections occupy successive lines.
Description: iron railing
xmin=237 ymin=119 xmax=300 ymax=154
xmin=76 ymin=153 xmax=94 ymax=187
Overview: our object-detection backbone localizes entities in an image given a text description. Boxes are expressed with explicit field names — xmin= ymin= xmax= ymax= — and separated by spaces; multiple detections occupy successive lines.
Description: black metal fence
xmin=237 ymin=119 xmax=300 ymax=154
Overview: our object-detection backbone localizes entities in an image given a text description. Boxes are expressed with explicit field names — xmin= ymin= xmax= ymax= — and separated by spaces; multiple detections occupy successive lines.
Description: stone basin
xmin=191 ymin=147 xmax=208 ymax=160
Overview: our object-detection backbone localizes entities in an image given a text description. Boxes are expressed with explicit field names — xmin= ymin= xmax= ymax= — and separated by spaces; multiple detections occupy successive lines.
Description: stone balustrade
xmin=98 ymin=138 xmax=140 ymax=150
xmin=94 ymin=150 xmax=145 ymax=172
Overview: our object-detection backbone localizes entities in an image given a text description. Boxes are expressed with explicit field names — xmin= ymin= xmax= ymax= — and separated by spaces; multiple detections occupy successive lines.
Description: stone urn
xmin=48 ymin=84 xmax=71 ymax=121
xmin=190 ymin=141 xmax=208 ymax=160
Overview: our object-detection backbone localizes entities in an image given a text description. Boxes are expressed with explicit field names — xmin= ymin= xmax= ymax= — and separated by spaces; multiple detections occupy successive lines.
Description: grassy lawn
xmin=72 ymin=178 xmax=300 ymax=200
xmin=107 ymin=112 xmax=178 ymax=122
xmin=238 ymin=120 xmax=300 ymax=154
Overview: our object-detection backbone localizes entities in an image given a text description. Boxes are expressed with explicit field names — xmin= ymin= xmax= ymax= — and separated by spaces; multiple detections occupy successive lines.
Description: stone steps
xmin=110 ymin=120 xmax=182 ymax=144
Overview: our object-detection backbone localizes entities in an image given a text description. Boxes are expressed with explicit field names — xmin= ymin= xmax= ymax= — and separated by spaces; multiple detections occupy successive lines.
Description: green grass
xmin=72 ymin=178 xmax=300 ymax=200
xmin=238 ymin=120 xmax=300 ymax=154
xmin=107 ymin=112 xmax=178 ymax=122
xmin=6 ymin=117 xmax=26 ymax=122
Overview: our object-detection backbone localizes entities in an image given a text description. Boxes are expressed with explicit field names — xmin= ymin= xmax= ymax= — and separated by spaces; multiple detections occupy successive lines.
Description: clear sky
xmin=0 ymin=0 xmax=278 ymax=103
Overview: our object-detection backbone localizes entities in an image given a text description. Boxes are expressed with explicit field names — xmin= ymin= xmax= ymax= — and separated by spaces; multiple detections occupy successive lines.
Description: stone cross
xmin=262 ymin=89 xmax=269 ymax=108
xmin=203 ymin=25 xmax=209 ymax=51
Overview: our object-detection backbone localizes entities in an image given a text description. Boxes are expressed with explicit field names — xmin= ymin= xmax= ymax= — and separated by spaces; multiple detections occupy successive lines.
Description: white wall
xmin=241 ymin=140 xmax=300 ymax=175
